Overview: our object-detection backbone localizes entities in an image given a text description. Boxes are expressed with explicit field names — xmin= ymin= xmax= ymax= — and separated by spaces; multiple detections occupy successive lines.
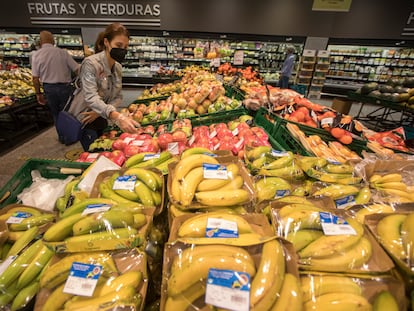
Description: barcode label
xmin=206 ymin=217 xmax=238 ymax=238
xmin=63 ymin=262 xmax=102 ymax=297
xmin=319 ymin=212 xmax=357 ymax=236
xmin=203 ymin=163 xmax=228 ymax=180
xmin=231 ymin=295 xmax=247 ymax=303
xmin=6 ymin=212 xmax=32 ymax=224
xmin=112 ymin=175 xmax=137 ymax=191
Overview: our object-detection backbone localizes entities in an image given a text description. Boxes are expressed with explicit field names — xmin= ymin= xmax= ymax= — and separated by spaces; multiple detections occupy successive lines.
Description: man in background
xmin=31 ymin=30 xmax=79 ymax=137
xmin=279 ymin=45 xmax=296 ymax=88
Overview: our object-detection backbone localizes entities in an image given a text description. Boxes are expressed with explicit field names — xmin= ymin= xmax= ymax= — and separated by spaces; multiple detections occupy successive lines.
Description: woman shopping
xmin=69 ymin=23 xmax=139 ymax=150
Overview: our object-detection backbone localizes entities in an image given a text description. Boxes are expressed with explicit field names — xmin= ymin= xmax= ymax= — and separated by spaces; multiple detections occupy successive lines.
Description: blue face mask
xmin=110 ymin=47 xmax=127 ymax=63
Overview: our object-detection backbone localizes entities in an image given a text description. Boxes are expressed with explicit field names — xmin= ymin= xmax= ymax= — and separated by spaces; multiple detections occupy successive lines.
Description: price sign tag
xmin=233 ymin=50 xmax=244 ymax=65
xmin=203 ymin=163 xmax=228 ymax=180
xmin=205 ymin=268 xmax=250 ymax=311
xmin=123 ymin=137 xmax=135 ymax=144
xmin=167 ymin=142 xmax=179 ymax=155
xmin=321 ymin=117 xmax=334 ymax=126
xmin=210 ymin=58 xmax=221 ymax=67
xmin=86 ymin=153 xmax=99 ymax=160
xmin=144 ymin=153 xmax=160 ymax=161
xmin=82 ymin=203 xmax=112 ymax=215
xmin=206 ymin=218 xmax=238 ymax=238
xmin=63 ymin=262 xmax=102 ymax=297
xmin=271 ymin=149 xmax=289 ymax=157
xmin=319 ymin=212 xmax=357 ymax=235
xmin=131 ymin=140 xmax=144 ymax=146
xmin=112 ymin=175 xmax=137 ymax=191
xmin=209 ymin=130 xmax=217 ymax=138
xmin=0 ymin=256 xmax=17 ymax=276
xmin=335 ymin=195 xmax=356 ymax=209
xmin=6 ymin=212 xmax=32 ymax=224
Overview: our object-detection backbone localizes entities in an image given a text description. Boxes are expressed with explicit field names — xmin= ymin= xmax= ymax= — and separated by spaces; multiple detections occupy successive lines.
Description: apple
xmin=124 ymin=145 xmax=141 ymax=158
xmin=172 ymin=130 xmax=188 ymax=143
xmin=128 ymin=103 xmax=138 ymax=113
xmin=110 ymin=150 xmax=126 ymax=166
xmin=112 ymin=138 xmax=127 ymax=151
xmin=158 ymin=133 xmax=174 ymax=149
xmin=133 ymin=110 xmax=143 ymax=122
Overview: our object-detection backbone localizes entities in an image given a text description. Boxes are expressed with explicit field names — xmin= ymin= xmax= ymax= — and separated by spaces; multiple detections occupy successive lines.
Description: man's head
xmin=39 ymin=31 xmax=54 ymax=46
xmin=286 ymin=46 xmax=295 ymax=54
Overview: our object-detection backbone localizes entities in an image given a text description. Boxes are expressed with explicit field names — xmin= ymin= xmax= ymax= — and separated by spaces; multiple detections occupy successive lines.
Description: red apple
xmin=112 ymin=138 xmax=127 ymax=151
xmin=110 ymin=150 xmax=126 ymax=166
xmin=157 ymin=133 xmax=174 ymax=149
xmin=172 ymin=130 xmax=188 ymax=143
xmin=124 ymin=145 xmax=141 ymax=158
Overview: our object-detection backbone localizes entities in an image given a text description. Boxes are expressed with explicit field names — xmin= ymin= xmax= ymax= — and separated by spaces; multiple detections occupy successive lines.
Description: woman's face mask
xmin=105 ymin=35 xmax=129 ymax=63
xmin=110 ymin=47 xmax=127 ymax=63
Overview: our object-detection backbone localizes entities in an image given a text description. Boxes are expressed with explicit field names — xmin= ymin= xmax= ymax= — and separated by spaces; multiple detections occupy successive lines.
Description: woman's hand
xmin=80 ymin=110 xmax=100 ymax=124
xmin=115 ymin=114 xmax=139 ymax=133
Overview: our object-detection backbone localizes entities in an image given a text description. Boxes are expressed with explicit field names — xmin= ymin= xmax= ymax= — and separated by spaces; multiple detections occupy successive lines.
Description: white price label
xmin=63 ymin=262 xmax=102 ymax=297
xmin=233 ymin=50 xmax=244 ymax=66
xmin=213 ymin=142 xmax=221 ymax=150
xmin=319 ymin=212 xmax=357 ymax=235
xmin=112 ymin=175 xmax=137 ymax=191
xmin=143 ymin=153 xmax=160 ymax=161
xmin=206 ymin=217 xmax=238 ymax=238
xmin=209 ymin=130 xmax=217 ymax=138
xmin=6 ymin=212 xmax=32 ymax=224
xmin=232 ymin=128 xmax=239 ymax=136
xmin=205 ymin=269 xmax=250 ymax=311
xmin=123 ymin=137 xmax=135 ymax=144
xmin=82 ymin=204 xmax=112 ymax=215
xmin=271 ymin=149 xmax=289 ymax=157
xmin=203 ymin=163 xmax=228 ymax=179
xmin=168 ymin=142 xmax=179 ymax=155
xmin=335 ymin=195 xmax=356 ymax=209
xmin=86 ymin=153 xmax=99 ymax=160
xmin=189 ymin=135 xmax=196 ymax=146
xmin=131 ymin=140 xmax=145 ymax=146
xmin=321 ymin=117 xmax=334 ymax=126
xmin=234 ymin=138 xmax=244 ymax=150
xmin=0 ymin=256 xmax=17 ymax=276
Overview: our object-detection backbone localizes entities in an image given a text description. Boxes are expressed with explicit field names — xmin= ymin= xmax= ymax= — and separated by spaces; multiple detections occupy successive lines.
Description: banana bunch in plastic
xmin=255 ymin=176 xmax=293 ymax=202
xmin=38 ymin=252 xmax=144 ymax=310
xmin=44 ymin=198 xmax=147 ymax=252
xmin=376 ymin=213 xmax=414 ymax=271
xmin=313 ymin=183 xmax=371 ymax=206
xmin=0 ymin=239 xmax=53 ymax=310
xmin=99 ymin=168 xmax=164 ymax=208
xmin=165 ymin=239 xmax=302 ymax=310
xmin=300 ymin=275 xmax=400 ymax=311
xmin=55 ymin=177 xmax=89 ymax=213
xmin=125 ymin=150 xmax=178 ymax=175
xmin=278 ymin=204 xmax=372 ymax=272
xmin=351 ymin=203 xmax=394 ymax=224
xmin=298 ymin=156 xmax=362 ymax=185
xmin=370 ymin=173 xmax=414 ymax=203
xmin=169 ymin=151 xmax=250 ymax=208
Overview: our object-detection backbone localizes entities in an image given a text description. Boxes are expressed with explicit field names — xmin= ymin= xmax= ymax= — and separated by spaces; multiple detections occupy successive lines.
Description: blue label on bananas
xmin=6 ymin=212 xmax=32 ymax=224
xmin=82 ymin=203 xmax=112 ymax=215
xmin=112 ymin=175 xmax=137 ymax=191
xmin=335 ymin=195 xmax=355 ymax=209
xmin=203 ymin=152 xmax=217 ymax=157
xmin=144 ymin=153 xmax=161 ymax=161
xmin=271 ymin=149 xmax=289 ymax=157
xmin=319 ymin=212 xmax=357 ymax=236
xmin=205 ymin=217 xmax=239 ymax=238
xmin=206 ymin=268 xmax=250 ymax=311
xmin=63 ymin=262 xmax=102 ymax=297
xmin=275 ymin=189 xmax=290 ymax=199
xmin=203 ymin=163 xmax=228 ymax=180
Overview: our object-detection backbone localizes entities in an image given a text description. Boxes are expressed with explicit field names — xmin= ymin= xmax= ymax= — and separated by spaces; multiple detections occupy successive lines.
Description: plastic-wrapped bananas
xmin=370 ymin=173 xmax=414 ymax=203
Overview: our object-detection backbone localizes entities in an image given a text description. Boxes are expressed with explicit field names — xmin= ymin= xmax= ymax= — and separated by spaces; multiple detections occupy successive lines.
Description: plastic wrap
xmin=167 ymin=155 xmax=254 ymax=210
xmin=34 ymin=248 xmax=147 ymax=311
xmin=42 ymin=198 xmax=153 ymax=253
xmin=365 ymin=211 xmax=414 ymax=276
xmin=300 ymin=273 xmax=406 ymax=310
xmin=161 ymin=238 xmax=299 ymax=311
xmin=272 ymin=203 xmax=394 ymax=274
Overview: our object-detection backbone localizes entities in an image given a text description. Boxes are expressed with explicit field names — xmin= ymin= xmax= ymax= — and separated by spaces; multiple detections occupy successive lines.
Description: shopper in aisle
xmin=69 ymin=23 xmax=139 ymax=151
xmin=31 ymin=31 xmax=80 ymax=128
xmin=279 ymin=46 xmax=296 ymax=89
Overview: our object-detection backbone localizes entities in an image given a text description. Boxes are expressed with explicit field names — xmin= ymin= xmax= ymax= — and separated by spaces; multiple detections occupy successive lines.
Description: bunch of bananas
xmin=88 ymin=138 xmax=114 ymax=151
xmin=255 ymin=176 xmax=292 ymax=202
xmin=375 ymin=213 xmax=414 ymax=270
xmin=370 ymin=173 xmax=414 ymax=203
xmin=169 ymin=204 xmax=248 ymax=221
xmin=125 ymin=150 xmax=178 ymax=175
xmin=169 ymin=152 xmax=250 ymax=208
xmin=0 ymin=205 xmax=54 ymax=259
xmin=99 ymin=168 xmax=164 ymax=208
xmin=278 ymin=204 xmax=373 ymax=272
xmin=0 ymin=239 xmax=53 ymax=310
xmin=165 ymin=239 xmax=302 ymax=310
xmin=351 ymin=203 xmax=394 ymax=224
xmin=313 ymin=183 xmax=371 ymax=206
xmin=298 ymin=156 xmax=362 ymax=185
xmin=245 ymin=146 xmax=294 ymax=172
xmin=43 ymin=197 xmax=147 ymax=252
xmin=38 ymin=251 xmax=143 ymax=310
xmin=55 ymin=177 xmax=89 ymax=213
xmin=300 ymin=275 xmax=400 ymax=311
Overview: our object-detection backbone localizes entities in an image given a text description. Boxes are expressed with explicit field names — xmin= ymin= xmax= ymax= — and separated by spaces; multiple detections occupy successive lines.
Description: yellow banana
xmin=377 ymin=214 xmax=407 ymax=261
xmin=354 ymin=186 xmax=371 ymax=205
xmin=353 ymin=204 xmax=394 ymax=224
xmin=16 ymin=243 xmax=54 ymax=289
xmin=155 ymin=156 xmax=179 ymax=175
xmin=286 ymin=229 xmax=323 ymax=251
xmin=134 ymin=180 xmax=155 ymax=206
xmin=43 ymin=213 xmax=84 ymax=242
xmin=372 ymin=290 xmax=399 ymax=311
xmin=299 ymin=237 xmax=372 ymax=272
xmin=270 ymin=273 xmax=302 ymax=311
xmin=114 ymin=189 xmax=140 ymax=202
xmin=60 ymin=198 xmax=116 ymax=218
xmin=303 ymin=292 xmax=371 ymax=311
xmin=250 ymin=239 xmax=285 ymax=310
xmin=133 ymin=213 xmax=147 ymax=229
xmin=313 ymin=184 xmax=359 ymax=199
xmin=195 ymin=189 xmax=250 ymax=207
xmin=99 ymin=270 xmax=142 ymax=296
xmin=277 ymin=196 xmax=312 ymax=204
xmin=246 ymin=146 xmax=272 ymax=161
xmin=10 ymin=281 xmax=39 ymax=311
xmin=169 ymin=204 xmax=190 ymax=218
xmin=401 ymin=213 xmax=414 ymax=263
xmin=220 ymin=175 xmax=244 ymax=191
xmin=173 ymin=154 xmax=219 ymax=181
xmin=151 ymin=190 xmax=162 ymax=206
xmin=123 ymin=167 xmax=162 ymax=191
xmin=7 ymin=231 xmax=25 ymax=242
xmin=1 ymin=242 xmax=12 ymax=260
xmin=324 ymin=163 xmax=354 ymax=174
xmin=170 ymin=175 xmax=182 ymax=205
xmin=263 ymin=152 xmax=294 ymax=170
xmin=168 ymin=253 xmax=256 ymax=297
xmin=7 ymin=206 xmax=42 ymax=217
xmin=298 ymin=218 xmax=364 ymax=258
xmin=7 ymin=226 xmax=39 ymax=257
xmin=132 ymin=150 xmax=173 ymax=168
xmin=72 ymin=210 xmax=135 ymax=236
xmin=373 ymin=173 xmax=403 ymax=184
xmin=9 ymin=213 xmax=55 ymax=231
xmin=369 ymin=174 xmax=382 ymax=183
xmin=0 ymin=281 xmax=19 ymax=305
xmin=181 ymin=147 xmax=212 ymax=159
xmin=0 ymin=239 xmax=43 ymax=289
xmin=373 ymin=182 xmax=408 ymax=191
xmin=256 ymin=177 xmax=292 ymax=202
xmin=300 ymin=275 xmax=362 ymax=302
xmin=378 ymin=188 xmax=413 ymax=201
xmin=99 ymin=182 xmax=136 ymax=204
xmin=41 ymin=283 xmax=74 ymax=311
xmin=180 ymin=167 xmax=205 ymax=206
xmin=165 ymin=282 xmax=205 ymax=311
xmin=279 ymin=209 xmax=322 ymax=236
xmin=177 ymin=212 xmax=253 ymax=238
xmin=196 ymin=163 xmax=239 ymax=192
xmin=124 ymin=152 xmax=155 ymax=168
xmin=258 ymin=164 xmax=304 ymax=180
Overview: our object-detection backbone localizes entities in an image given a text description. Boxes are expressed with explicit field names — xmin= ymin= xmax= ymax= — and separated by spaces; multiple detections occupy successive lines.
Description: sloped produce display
xmin=1 ymin=64 xmax=414 ymax=311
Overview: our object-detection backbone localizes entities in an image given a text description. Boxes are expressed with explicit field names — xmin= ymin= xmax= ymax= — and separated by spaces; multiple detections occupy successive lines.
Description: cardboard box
xmin=332 ymin=98 xmax=352 ymax=114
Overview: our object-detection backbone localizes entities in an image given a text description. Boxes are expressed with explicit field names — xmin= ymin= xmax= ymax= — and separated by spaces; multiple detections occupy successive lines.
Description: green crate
xmin=0 ymin=159 xmax=90 ymax=208
xmin=190 ymin=107 xmax=249 ymax=127
xmin=253 ymin=107 xmax=276 ymax=135
xmin=224 ymin=84 xmax=246 ymax=101
xmin=132 ymin=95 xmax=170 ymax=105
